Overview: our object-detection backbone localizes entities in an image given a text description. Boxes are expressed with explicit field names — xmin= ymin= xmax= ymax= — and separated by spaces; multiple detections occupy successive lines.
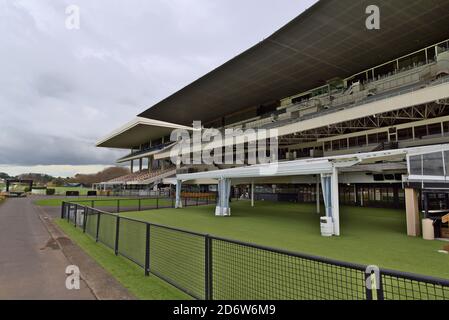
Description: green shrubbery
xmin=46 ymin=188 xmax=56 ymax=195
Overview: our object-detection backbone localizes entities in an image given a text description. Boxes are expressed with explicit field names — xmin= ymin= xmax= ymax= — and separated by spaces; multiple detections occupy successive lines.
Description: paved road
xmin=0 ymin=197 xmax=95 ymax=300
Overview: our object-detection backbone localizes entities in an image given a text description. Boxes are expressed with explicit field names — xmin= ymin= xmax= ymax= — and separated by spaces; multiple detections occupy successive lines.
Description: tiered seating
xmin=107 ymin=166 xmax=176 ymax=184
xmin=107 ymin=172 xmax=140 ymax=183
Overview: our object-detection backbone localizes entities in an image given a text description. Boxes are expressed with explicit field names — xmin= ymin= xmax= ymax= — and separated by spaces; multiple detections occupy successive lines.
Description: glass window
xmin=409 ymin=155 xmax=422 ymax=175
xmin=443 ymin=122 xmax=449 ymax=134
xmin=368 ymin=133 xmax=378 ymax=145
xmin=423 ymin=152 xmax=444 ymax=176
xmin=340 ymin=139 xmax=348 ymax=149
xmin=414 ymin=125 xmax=428 ymax=139
xmin=357 ymin=135 xmax=367 ymax=147
xmin=375 ymin=189 xmax=381 ymax=201
xmin=332 ymin=140 xmax=340 ymax=151
xmin=378 ymin=132 xmax=388 ymax=143
xmin=398 ymin=128 xmax=413 ymax=141
xmin=427 ymin=123 xmax=442 ymax=136
xmin=349 ymin=137 xmax=357 ymax=148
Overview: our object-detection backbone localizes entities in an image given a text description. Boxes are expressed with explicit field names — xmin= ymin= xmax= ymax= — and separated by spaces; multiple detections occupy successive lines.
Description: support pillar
xmin=316 ymin=176 xmax=320 ymax=214
xmin=320 ymin=167 xmax=340 ymax=236
xmin=215 ymin=178 xmax=231 ymax=216
xmin=405 ymin=188 xmax=421 ymax=237
xmin=148 ymin=156 xmax=153 ymax=173
xmin=139 ymin=158 xmax=143 ymax=172
xmin=331 ymin=167 xmax=340 ymax=236
xmin=130 ymin=160 xmax=134 ymax=173
xmin=175 ymin=179 xmax=182 ymax=208
xmin=251 ymin=180 xmax=255 ymax=207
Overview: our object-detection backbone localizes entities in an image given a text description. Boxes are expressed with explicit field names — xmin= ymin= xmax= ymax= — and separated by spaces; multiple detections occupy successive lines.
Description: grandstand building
xmin=97 ymin=0 xmax=449 ymax=237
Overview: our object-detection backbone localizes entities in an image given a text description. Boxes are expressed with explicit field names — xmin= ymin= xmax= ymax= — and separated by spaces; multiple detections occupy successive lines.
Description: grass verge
xmin=54 ymin=218 xmax=190 ymax=300
xmin=35 ymin=197 xmax=172 ymax=208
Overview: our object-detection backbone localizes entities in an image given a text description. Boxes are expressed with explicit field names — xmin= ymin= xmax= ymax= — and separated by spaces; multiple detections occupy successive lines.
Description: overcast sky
xmin=0 ymin=0 xmax=317 ymax=177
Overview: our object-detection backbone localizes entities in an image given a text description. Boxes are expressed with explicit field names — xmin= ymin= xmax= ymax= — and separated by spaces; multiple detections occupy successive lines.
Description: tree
xmin=69 ymin=167 xmax=129 ymax=187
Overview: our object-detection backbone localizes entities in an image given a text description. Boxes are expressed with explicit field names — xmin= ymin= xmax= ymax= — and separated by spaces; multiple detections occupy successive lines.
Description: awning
xmin=96 ymin=117 xmax=194 ymax=149
xmin=176 ymin=144 xmax=449 ymax=182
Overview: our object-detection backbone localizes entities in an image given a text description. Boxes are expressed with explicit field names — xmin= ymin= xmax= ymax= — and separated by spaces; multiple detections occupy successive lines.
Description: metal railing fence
xmin=61 ymin=201 xmax=449 ymax=300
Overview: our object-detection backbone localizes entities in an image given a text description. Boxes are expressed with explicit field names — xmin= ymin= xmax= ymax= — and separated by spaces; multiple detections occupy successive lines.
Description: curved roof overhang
xmin=96 ymin=117 xmax=194 ymax=149
xmin=138 ymin=0 xmax=449 ymax=126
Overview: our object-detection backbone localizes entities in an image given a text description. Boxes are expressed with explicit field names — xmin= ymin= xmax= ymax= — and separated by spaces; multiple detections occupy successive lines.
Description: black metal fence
xmin=68 ymin=195 xmax=215 ymax=214
xmin=61 ymin=202 xmax=449 ymax=300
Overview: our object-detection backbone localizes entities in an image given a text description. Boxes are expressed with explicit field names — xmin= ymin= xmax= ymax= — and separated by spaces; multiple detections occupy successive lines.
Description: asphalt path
xmin=0 ymin=197 xmax=95 ymax=300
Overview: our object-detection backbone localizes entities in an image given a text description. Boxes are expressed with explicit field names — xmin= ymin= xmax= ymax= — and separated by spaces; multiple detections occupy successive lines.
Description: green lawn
xmin=120 ymin=201 xmax=449 ymax=280
xmin=35 ymin=197 xmax=173 ymax=208
xmin=54 ymin=219 xmax=189 ymax=300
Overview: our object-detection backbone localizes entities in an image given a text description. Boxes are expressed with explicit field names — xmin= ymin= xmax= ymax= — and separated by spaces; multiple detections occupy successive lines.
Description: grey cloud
xmin=0 ymin=0 xmax=317 ymax=166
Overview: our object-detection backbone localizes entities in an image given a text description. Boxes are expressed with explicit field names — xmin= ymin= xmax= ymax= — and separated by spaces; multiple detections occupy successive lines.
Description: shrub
xmin=46 ymin=188 xmax=56 ymax=195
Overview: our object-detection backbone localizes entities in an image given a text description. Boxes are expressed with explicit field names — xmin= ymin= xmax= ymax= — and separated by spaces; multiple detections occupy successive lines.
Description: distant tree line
xmin=0 ymin=167 xmax=129 ymax=188
xmin=67 ymin=167 xmax=129 ymax=187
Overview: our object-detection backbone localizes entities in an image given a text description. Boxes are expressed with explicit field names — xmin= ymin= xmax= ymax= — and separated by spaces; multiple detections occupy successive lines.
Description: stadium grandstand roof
xmin=138 ymin=0 xmax=449 ymax=126
xmin=96 ymin=117 xmax=193 ymax=148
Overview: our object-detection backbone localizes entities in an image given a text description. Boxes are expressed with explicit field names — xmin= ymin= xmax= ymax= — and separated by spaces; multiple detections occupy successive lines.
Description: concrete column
xmin=215 ymin=178 xmax=231 ymax=216
xmin=405 ymin=188 xmax=421 ymax=237
xmin=316 ymin=176 xmax=320 ymax=214
xmin=360 ymin=187 xmax=364 ymax=206
xmin=130 ymin=160 xmax=134 ymax=173
xmin=139 ymin=158 xmax=143 ymax=172
xmin=354 ymin=184 xmax=357 ymax=204
xmin=175 ymin=179 xmax=182 ymax=208
xmin=148 ymin=156 xmax=152 ymax=173
xmin=331 ymin=167 xmax=340 ymax=236
xmin=251 ymin=180 xmax=255 ymax=207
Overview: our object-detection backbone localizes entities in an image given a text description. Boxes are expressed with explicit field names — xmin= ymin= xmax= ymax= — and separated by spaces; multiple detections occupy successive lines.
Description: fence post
xmin=376 ymin=271 xmax=384 ymax=300
xmin=74 ymin=204 xmax=78 ymax=227
xmin=205 ymin=235 xmax=213 ymax=300
xmin=156 ymin=196 xmax=159 ymax=209
xmin=184 ymin=197 xmax=187 ymax=207
xmin=83 ymin=207 xmax=88 ymax=233
xmin=67 ymin=204 xmax=71 ymax=223
xmin=196 ymin=197 xmax=199 ymax=206
xmin=114 ymin=216 xmax=120 ymax=255
xmin=61 ymin=202 xmax=65 ymax=219
xmin=138 ymin=198 xmax=141 ymax=211
xmin=96 ymin=211 xmax=101 ymax=242
xmin=144 ymin=224 xmax=150 ymax=276
xmin=117 ymin=199 xmax=120 ymax=213
xmin=365 ymin=270 xmax=373 ymax=300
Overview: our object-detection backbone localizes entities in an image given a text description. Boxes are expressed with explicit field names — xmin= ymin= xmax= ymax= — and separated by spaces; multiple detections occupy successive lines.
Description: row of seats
xmin=107 ymin=166 xmax=176 ymax=183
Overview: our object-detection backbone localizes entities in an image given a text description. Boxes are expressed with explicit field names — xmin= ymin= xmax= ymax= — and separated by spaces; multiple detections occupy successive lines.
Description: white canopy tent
xmin=175 ymin=144 xmax=449 ymax=237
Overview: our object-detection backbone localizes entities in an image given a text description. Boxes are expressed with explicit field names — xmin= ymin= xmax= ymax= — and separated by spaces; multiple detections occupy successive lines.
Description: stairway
xmin=372 ymin=141 xmax=399 ymax=152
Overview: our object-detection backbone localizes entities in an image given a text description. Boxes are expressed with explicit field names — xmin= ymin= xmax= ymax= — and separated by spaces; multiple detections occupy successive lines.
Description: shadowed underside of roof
xmin=139 ymin=0 xmax=449 ymax=125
